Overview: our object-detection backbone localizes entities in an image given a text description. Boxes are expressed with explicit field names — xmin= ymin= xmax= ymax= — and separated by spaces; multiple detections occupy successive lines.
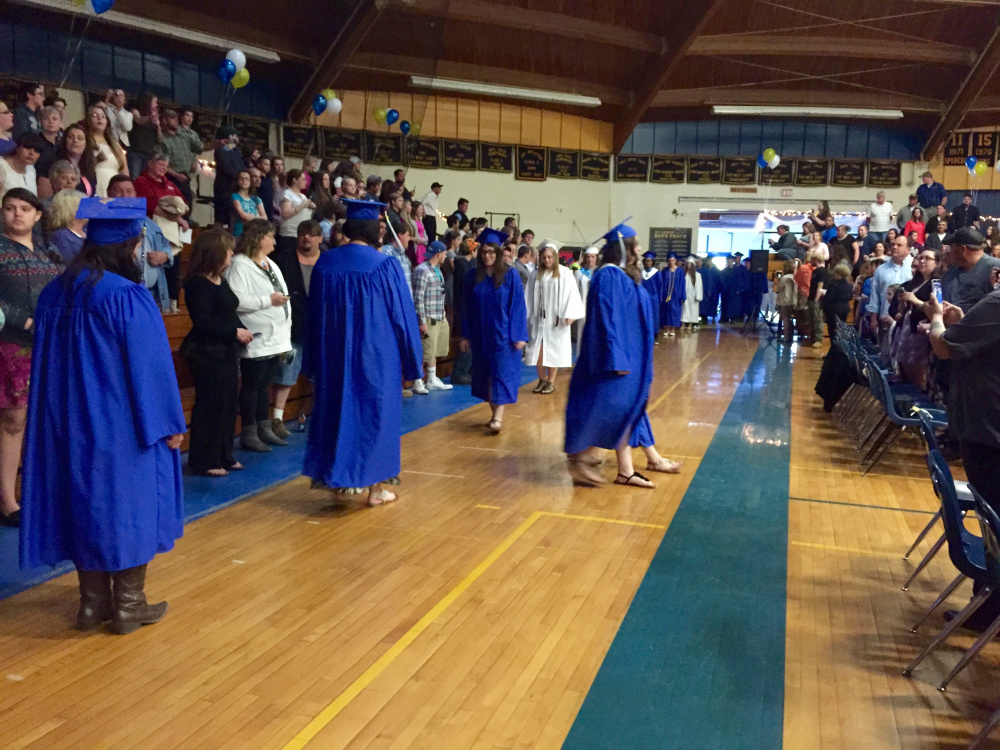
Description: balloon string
xmin=58 ymin=14 xmax=76 ymax=89
xmin=59 ymin=17 xmax=92 ymax=89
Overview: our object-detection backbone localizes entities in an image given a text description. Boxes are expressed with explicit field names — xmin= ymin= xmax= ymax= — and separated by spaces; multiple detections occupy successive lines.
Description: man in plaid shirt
xmin=410 ymin=240 xmax=453 ymax=394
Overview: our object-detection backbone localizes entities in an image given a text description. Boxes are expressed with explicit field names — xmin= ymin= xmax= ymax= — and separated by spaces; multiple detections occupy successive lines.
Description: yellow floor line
xmin=281 ymin=509 xmax=665 ymax=749
xmin=647 ymin=352 xmax=715 ymax=412
xmin=790 ymin=540 xmax=893 ymax=557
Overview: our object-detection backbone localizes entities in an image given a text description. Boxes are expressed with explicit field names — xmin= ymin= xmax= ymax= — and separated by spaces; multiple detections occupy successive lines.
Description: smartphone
xmin=252 ymin=332 xmax=263 ymax=339
xmin=932 ymin=279 xmax=942 ymax=303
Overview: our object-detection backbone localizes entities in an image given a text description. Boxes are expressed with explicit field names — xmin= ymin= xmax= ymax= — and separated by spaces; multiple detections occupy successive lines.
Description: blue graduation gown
xmin=659 ymin=267 xmax=686 ymax=328
xmin=742 ymin=270 xmax=769 ymax=317
xmin=303 ymin=242 xmax=423 ymax=489
xmin=699 ymin=265 xmax=722 ymax=319
xmin=642 ymin=272 xmax=663 ymax=331
xmin=733 ymin=264 xmax=752 ymax=318
xmin=459 ymin=267 xmax=529 ymax=406
xmin=21 ymin=271 xmax=186 ymax=571
xmin=565 ymin=266 xmax=655 ymax=454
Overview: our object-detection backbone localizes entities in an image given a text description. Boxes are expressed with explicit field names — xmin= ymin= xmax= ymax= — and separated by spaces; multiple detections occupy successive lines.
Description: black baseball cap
xmin=943 ymin=227 xmax=985 ymax=248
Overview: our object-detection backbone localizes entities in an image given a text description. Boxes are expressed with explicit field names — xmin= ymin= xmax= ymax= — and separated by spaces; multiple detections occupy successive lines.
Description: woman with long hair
xmin=681 ymin=258 xmax=703 ymax=330
xmin=0 ymin=188 xmax=61 ymax=527
xmin=225 ymin=219 xmax=292 ymax=452
xmin=904 ymin=207 xmax=926 ymax=245
xmin=525 ymin=243 xmax=584 ymax=395
xmin=127 ymin=92 xmax=160 ymax=179
xmin=20 ymin=195 xmax=185 ymax=634
xmin=230 ymin=169 xmax=266 ymax=237
xmin=268 ymin=156 xmax=286 ymax=224
xmin=565 ymin=225 xmax=680 ymax=488
xmin=182 ymin=229 xmax=253 ymax=476
xmin=85 ymin=104 xmax=128 ymax=197
xmin=36 ymin=124 xmax=96 ymax=198
xmin=410 ymin=201 xmax=429 ymax=265
xmin=891 ymin=248 xmax=942 ymax=389
xmin=310 ymin=171 xmax=337 ymax=219
xmin=458 ymin=229 xmax=528 ymax=434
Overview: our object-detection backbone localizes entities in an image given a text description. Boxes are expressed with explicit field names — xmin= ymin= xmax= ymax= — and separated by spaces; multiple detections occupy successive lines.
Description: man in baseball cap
xmin=410 ymin=240 xmax=454 ymax=395
xmin=941 ymin=226 xmax=1000 ymax=312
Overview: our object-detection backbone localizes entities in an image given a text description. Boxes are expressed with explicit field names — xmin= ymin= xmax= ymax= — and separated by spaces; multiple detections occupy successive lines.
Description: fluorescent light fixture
xmin=9 ymin=0 xmax=281 ymax=63
xmin=409 ymin=76 xmax=601 ymax=108
xmin=713 ymin=105 xmax=904 ymax=120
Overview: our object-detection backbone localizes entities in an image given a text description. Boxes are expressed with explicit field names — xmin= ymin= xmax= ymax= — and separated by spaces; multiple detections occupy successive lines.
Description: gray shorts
xmin=273 ymin=342 xmax=303 ymax=386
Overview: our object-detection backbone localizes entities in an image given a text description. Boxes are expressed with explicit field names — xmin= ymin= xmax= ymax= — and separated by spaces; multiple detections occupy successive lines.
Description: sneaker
xmin=412 ymin=379 xmax=429 ymax=395
xmin=169 ymin=300 xmax=180 ymax=315
xmin=532 ymin=380 xmax=546 ymax=394
xmin=402 ymin=389 xmax=414 ymax=398
xmin=427 ymin=375 xmax=453 ymax=391
xmin=540 ymin=381 xmax=555 ymax=395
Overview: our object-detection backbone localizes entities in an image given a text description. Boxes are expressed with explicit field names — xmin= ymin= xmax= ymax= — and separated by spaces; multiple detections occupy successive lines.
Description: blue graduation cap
xmin=602 ymin=222 xmax=637 ymax=246
xmin=76 ymin=197 xmax=147 ymax=246
xmin=476 ymin=228 xmax=509 ymax=247
xmin=667 ymin=252 xmax=678 ymax=260
xmin=642 ymin=251 xmax=656 ymax=260
xmin=341 ymin=197 xmax=386 ymax=221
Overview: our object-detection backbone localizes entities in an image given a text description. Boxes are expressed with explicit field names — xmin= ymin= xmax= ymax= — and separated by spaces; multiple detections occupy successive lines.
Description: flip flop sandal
xmin=488 ymin=419 xmax=503 ymax=433
xmin=567 ymin=457 xmax=605 ymax=487
xmin=614 ymin=472 xmax=655 ymax=488
xmin=647 ymin=458 xmax=682 ymax=474
xmin=367 ymin=489 xmax=398 ymax=507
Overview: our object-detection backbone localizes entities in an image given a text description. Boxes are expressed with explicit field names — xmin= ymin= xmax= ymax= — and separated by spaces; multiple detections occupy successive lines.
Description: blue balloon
xmin=218 ymin=59 xmax=236 ymax=84
xmin=386 ymin=108 xmax=399 ymax=125
xmin=757 ymin=153 xmax=769 ymax=170
xmin=399 ymin=120 xmax=411 ymax=135
xmin=92 ymin=0 xmax=114 ymax=13
xmin=312 ymin=95 xmax=327 ymax=117
xmin=966 ymin=155 xmax=978 ymax=170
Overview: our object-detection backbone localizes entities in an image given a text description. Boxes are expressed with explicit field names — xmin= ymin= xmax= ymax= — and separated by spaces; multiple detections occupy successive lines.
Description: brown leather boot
xmin=76 ymin=569 xmax=112 ymax=631
xmin=110 ymin=565 xmax=168 ymax=635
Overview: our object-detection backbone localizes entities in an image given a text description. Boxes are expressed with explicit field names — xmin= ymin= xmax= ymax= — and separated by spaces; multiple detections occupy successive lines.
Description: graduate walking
xmin=681 ymin=258 xmax=704 ymax=330
xmin=21 ymin=197 xmax=187 ymax=635
xmin=659 ymin=253 xmax=686 ymax=337
xmin=303 ymin=199 xmax=423 ymax=507
xmin=698 ymin=258 xmax=722 ymax=322
xmin=458 ymin=229 xmax=529 ymax=434
xmin=525 ymin=242 xmax=584 ymax=395
xmin=565 ymin=225 xmax=682 ymax=488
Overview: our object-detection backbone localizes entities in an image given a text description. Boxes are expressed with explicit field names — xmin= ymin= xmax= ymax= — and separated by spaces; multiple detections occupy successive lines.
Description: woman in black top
xmin=181 ymin=229 xmax=253 ymax=476
xmin=891 ymin=248 xmax=942 ymax=390
xmin=821 ymin=262 xmax=854 ymax=339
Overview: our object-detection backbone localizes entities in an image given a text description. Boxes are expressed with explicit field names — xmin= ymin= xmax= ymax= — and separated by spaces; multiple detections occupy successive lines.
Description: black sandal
xmin=614 ymin=472 xmax=655 ymax=488
xmin=0 ymin=509 xmax=20 ymax=528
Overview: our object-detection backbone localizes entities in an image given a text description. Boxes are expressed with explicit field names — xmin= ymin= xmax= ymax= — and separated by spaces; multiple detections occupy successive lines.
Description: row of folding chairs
xmin=831 ymin=318 xmax=947 ymax=474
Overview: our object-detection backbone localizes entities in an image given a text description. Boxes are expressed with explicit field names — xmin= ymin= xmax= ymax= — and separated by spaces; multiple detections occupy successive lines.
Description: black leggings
xmin=960 ymin=442 xmax=1000 ymax=622
xmin=186 ymin=351 xmax=239 ymax=473
xmin=239 ymin=356 xmax=278 ymax=427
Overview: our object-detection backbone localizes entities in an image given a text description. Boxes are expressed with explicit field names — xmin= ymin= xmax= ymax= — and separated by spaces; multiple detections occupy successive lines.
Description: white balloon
xmin=225 ymin=49 xmax=247 ymax=72
xmin=326 ymin=97 xmax=343 ymax=115
xmin=767 ymin=155 xmax=781 ymax=169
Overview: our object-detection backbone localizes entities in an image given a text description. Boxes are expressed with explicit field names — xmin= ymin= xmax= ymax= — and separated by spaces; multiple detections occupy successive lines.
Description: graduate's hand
xmin=459 ymin=338 xmax=470 ymax=352
xmin=236 ymin=328 xmax=254 ymax=344
xmin=166 ymin=434 xmax=184 ymax=450
xmin=513 ymin=341 xmax=526 ymax=351
xmin=615 ymin=370 xmax=629 ymax=376
xmin=23 ymin=317 xmax=32 ymax=330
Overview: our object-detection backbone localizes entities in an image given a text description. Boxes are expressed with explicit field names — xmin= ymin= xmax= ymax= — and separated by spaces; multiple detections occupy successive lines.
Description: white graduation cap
xmin=584 ymin=246 xmax=600 ymax=255
xmin=537 ymin=238 xmax=565 ymax=252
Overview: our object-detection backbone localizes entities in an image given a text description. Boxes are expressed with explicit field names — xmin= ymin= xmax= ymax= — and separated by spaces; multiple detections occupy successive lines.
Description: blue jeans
xmin=868 ymin=231 xmax=887 ymax=243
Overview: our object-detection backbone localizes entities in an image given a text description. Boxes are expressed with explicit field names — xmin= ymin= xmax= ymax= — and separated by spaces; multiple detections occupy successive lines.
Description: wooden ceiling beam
xmin=345 ymin=53 xmax=630 ymax=107
xmin=612 ymin=0 xmax=724 ymax=152
xmin=922 ymin=24 xmax=1000 ymax=159
xmin=289 ymin=0 xmax=385 ymax=123
xmin=688 ymin=34 xmax=976 ymax=66
xmin=404 ymin=0 xmax=664 ymax=54
xmin=651 ymin=87 xmax=945 ymax=113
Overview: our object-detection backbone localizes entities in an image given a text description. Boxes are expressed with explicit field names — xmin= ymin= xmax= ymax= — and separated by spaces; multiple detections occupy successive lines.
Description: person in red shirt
xmin=134 ymin=152 xmax=189 ymax=230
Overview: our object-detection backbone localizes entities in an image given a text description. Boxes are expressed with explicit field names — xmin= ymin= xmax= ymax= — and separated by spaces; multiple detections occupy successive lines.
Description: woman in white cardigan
xmin=224 ymin=219 xmax=292 ymax=452
xmin=525 ymin=244 xmax=585 ymax=395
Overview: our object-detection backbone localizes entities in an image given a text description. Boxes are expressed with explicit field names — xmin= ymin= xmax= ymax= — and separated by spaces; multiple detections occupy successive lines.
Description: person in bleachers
xmin=0 ymin=188 xmax=60 ymax=528
xmin=0 ymin=133 xmax=43 ymax=198
xmin=107 ymin=174 xmax=173 ymax=312
xmin=940 ymin=227 xmax=1000 ymax=313
xmin=11 ymin=82 xmax=43 ymax=139
xmin=46 ymin=189 xmax=86 ymax=264
xmin=889 ymin=248 xmax=941 ymax=390
xmin=181 ymin=229 xmax=252 ymax=477
xmin=20 ymin=196 xmax=185 ymax=634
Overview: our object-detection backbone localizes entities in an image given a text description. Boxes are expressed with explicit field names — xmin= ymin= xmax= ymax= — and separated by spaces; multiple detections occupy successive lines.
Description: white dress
xmin=681 ymin=273 xmax=704 ymax=324
xmin=525 ymin=268 xmax=585 ymax=368
xmin=94 ymin=142 xmax=122 ymax=197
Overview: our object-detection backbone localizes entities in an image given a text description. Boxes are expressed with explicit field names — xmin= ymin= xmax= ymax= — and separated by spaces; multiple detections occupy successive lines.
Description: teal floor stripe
xmin=564 ymin=340 xmax=792 ymax=750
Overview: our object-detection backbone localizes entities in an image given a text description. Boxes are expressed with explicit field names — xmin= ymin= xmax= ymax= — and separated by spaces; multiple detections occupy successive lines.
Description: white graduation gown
xmin=681 ymin=273 xmax=704 ymax=323
xmin=525 ymin=268 xmax=585 ymax=368
xmin=573 ymin=269 xmax=593 ymax=358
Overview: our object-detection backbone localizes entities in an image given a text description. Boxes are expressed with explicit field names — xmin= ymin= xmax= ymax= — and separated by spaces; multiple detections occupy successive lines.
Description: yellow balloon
xmin=373 ymin=107 xmax=387 ymax=124
xmin=410 ymin=122 xmax=422 ymax=136
xmin=321 ymin=88 xmax=336 ymax=101
xmin=231 ymin=68 xmax=250 ymax=89
xmin=974 ymin=160 xmax=988 ymax=177
xmin=762 ymin=147 xmax=777 ymax=162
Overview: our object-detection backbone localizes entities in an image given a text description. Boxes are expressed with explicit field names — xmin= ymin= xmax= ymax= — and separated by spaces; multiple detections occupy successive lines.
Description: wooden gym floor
xmin=0 ymin=330 xmax=997 ymax=749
